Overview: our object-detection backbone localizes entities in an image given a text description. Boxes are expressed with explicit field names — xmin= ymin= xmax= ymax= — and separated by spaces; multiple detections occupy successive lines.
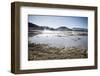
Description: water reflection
xmin=29 ymin=30 xmax=88 ymax=49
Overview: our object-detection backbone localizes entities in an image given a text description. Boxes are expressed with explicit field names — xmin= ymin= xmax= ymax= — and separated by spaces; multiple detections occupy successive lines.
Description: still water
xmin=29 ymin=30 xmax=88 ymax=49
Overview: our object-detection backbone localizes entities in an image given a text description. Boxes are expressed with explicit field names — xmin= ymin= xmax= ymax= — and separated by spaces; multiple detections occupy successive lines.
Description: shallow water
xmin=29 ymin=31 xmax=88 ymax=49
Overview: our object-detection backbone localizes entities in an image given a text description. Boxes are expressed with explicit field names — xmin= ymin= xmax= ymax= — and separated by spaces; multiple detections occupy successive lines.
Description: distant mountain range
xmin=28 ymin=22 xmax=88 ymax=32
xmin=56 ymin=26 xmax=72 ymax=31
xmin=72 ymin=28 xmax=88 ymax=31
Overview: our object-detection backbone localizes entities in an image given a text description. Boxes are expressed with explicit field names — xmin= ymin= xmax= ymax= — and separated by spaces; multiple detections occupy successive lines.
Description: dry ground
xmin=28 ymin=43 xmax=88 ymax=60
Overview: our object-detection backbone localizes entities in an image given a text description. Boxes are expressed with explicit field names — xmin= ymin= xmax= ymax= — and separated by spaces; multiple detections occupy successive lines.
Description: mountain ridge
xmin=28 ymin=22 xmax=87 ymax=32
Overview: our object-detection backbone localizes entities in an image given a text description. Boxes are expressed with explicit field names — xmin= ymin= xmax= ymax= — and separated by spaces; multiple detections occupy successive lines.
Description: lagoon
xmin=29 ymin=30 xmax=88 ymax=49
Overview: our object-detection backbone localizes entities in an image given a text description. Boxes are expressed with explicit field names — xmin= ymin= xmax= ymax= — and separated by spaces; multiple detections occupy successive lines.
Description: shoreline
xmin=28 ymin=30 xmax=88 ymax=37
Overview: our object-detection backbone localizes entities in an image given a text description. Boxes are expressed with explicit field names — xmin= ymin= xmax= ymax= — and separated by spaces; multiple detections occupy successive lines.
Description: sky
xmin=28 ymin=15 xmax=88 ymax=29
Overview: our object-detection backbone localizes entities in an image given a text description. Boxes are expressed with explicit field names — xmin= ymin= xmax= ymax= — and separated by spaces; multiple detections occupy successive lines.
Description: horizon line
xmin=28 ymin=22 xmax=88 ymax=29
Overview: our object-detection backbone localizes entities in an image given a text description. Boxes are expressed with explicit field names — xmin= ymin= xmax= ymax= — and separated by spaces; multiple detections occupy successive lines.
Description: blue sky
xmin=28 ymin=15 xmax=88 ymax=29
